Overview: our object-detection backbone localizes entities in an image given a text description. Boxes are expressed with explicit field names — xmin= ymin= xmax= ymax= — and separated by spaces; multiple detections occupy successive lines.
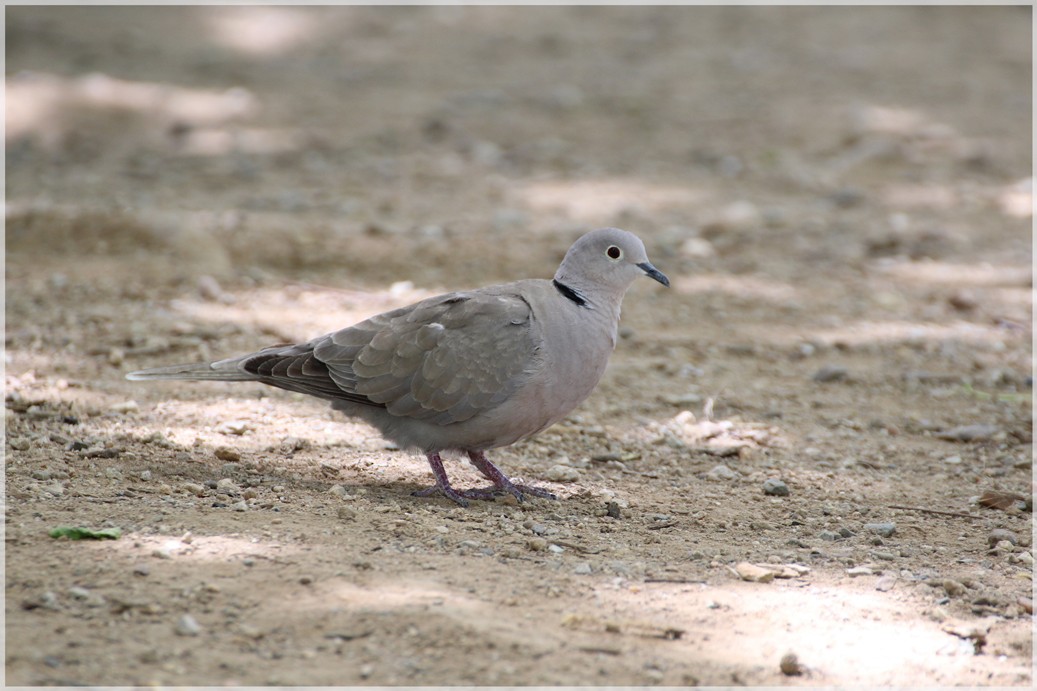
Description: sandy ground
xmin=4 ymin=5 xmax=1033 ymax=687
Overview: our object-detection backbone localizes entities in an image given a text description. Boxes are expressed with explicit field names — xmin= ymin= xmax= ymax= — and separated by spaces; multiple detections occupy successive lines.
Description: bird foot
xmin=411 ymin=483 xmax=470 ymax=507
xmin=415 ymin=451 xmax=557 ymax=507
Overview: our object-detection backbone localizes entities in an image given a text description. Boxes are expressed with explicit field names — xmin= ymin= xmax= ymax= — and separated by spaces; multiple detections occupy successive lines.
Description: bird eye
xmin=606 ymin=245 xmax=623 ymax=260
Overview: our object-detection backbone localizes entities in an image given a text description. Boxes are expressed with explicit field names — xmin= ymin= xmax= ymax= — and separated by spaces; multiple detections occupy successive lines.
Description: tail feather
xmin=125 ymin=357 xmax=257 ymax=382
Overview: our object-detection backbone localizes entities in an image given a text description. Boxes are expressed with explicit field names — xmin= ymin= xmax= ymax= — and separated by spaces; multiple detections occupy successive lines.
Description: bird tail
xmin=125 ymin=356 xmax=257 ymax=382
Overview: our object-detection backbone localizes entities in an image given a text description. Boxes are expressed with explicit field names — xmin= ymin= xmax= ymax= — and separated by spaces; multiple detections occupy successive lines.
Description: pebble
xmin=780 ymin=652 xmax=803 ymax=676
xmin=812 ymin=365 xmax=848 ymax=383
xmin=819 ymin=530 xmax=841 ymax=541
xmin=109 ymin=400 xmax=139 ymax=415
xmin=846 ymin=566 xmax=873 ymax=577
xmin=183 ymin=482 xmax=206 ymax=497
xmin=548 ymin=544 xmax=565 ymax=554
xmin=40 ymin=479 xmax=67 ymax=497
xmin=176 ymin=614 xmax=202 ymax=636
xmin=218 ymin=421 xmax=251 ymax=436
xmin=9 ymin=438 xmax=31 ymax=451
xmin=943 ymin=579 xmax=966 ymax=597
xmin=214 ymin=446 xmax=241 ymax=462
xmin=937 ymin=424 xmax=999 ymax=442
xmin=734 ymin=562 xmax=775 ymax=583
xmin=706 ymin=464 xmax=738 ymax=481
xmin=544 ymin=464 xmax=580 ymax=482
xmin=216 ymin=478 xmax=240 ymax=494
xmin=39 ymin=591 xmax=61 ymax=611
xmin=573 ymin=562 xmax=593 ymax=575
xmin=526 ymin=537 xmax=548 ymax=552
xmin=681 ymin=237 xmax=716 ymax=259
xmin=864 ymin=522 xmax=896 ymax=538
xmin=231 ymin=501 xmax=248 ymax=512
xmin=987 ymin=529 xmax=1018 ymax=547
xmin=763 ymin=478 xmax=789 ymax=496
xmin=133 ymin=564 xmax=151 ymax=577
xmin=875 ymin=573 xmax=898 ymax=592
xmin=68 ymin=586 xmax=105 ymax=607
xmin=337 ymin=506 xmax=358 ymax=521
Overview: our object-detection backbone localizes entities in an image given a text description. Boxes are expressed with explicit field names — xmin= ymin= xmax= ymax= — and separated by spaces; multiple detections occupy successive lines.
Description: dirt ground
xmin=4 ymin=5 xmax=1033 ymax=687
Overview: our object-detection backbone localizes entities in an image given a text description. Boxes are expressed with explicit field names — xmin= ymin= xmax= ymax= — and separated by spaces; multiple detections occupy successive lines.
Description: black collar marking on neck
xmin=553 ymin=279 xmax=588 ymax=307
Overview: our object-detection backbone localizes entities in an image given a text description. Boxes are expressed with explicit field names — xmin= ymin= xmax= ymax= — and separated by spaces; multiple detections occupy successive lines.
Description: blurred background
xmin=7 ymin=5 xmax=1030 ymax=288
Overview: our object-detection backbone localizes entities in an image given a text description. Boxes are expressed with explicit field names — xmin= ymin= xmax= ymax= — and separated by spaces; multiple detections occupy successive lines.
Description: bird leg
xmin=412 ymin=452 xmax=471 ymax=507
xmin=412 ymin=451 xmax=557 ymax=507
xmin=466 ymin=450 xmax=557 ymax=503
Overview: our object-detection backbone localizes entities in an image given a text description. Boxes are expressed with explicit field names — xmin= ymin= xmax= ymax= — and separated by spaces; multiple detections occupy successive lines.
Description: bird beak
xmin=637 ymin=261 xmax=670 ymax=287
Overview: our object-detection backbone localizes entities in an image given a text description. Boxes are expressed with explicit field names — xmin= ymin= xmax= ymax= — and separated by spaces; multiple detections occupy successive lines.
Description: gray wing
xmin=315 ymin=291 xmax=541 ymax=425
xmin=235 ymin=290 xmax=541 ymax=426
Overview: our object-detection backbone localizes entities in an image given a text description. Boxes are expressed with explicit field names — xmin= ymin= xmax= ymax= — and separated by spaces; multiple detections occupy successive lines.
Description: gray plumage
xmin=127 ymin=227 xmax=668 ymax=506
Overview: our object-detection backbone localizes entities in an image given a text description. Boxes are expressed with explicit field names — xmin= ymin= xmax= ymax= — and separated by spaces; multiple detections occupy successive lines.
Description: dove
xmin=127 ymin=227 xmax=669 ymax=506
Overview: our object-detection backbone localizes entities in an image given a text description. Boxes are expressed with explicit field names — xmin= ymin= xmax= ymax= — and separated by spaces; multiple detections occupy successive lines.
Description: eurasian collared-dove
xmin=127 ymin=227 xmax=668 ymax=506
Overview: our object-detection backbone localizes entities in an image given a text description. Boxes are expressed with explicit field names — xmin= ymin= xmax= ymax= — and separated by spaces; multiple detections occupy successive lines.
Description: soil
xmin=4 ymin=5 xmax=1033 ymax=687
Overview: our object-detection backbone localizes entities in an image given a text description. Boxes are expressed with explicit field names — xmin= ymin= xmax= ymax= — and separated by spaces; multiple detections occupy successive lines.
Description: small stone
xmin=548 ymin=544 xmax=565 ymax=554
xmin=218 ymin=421 xmax=251 ymax=436
xmin=681 ymin=237 xmax=716 ymax=259
xmin=943 ymin=579 xmax=966 ymax=597
xmin=875 ymin=573 xmax=898 ymax=592
xmin=864 ymin=522 xmax=896 ymax=538
xmin=139 ymin=470 xmax=152 ymax=481
xmin=231 ymin=500 xmax=248 ymax=512
xmin=544 ymin=464 xmax=580 ymax=482
xmin=39 ymin=591 xmax=61 ymax=611
xmin=359 ymin=664 xmax=374 ymax=679
xmin=527 ymin=537 xmax=548 ymax=552
xmin=176 ymin=614 xmax=202 ymax=636
xmin=216 ymin=478 xmax=240 ymax=494
xmin=819 ymin=530 xmax=841 ymax=541
xmin=9 ymin=438 xmax=31 ymax=451
xmin=846 ymin=566 xmax=873 ymax=577
xmin=987 ymin=529 xmax=1019 ymax=547
xmin=706 ymin=464 xmax=738 ymax=481
xmin=197 ymin=275 xmax=225 ymax=302
xmin=183 ymin=483 xmax=206 ymax=497
xmin=337 ymin=506 xmax=357 ymax=521
xmin=936 ymin=424 xmax=999 ymax=442
xmin=735 ymin=562 xmax=775 ymax=583
xmin=780 ymin=652 xmax=803 ymax=676
xmin=68 ymin=586 xmax=91 ymax=600
xmin=107 ymin=347 xmax=125 ymax=366
xmin=812 ymin=365 xmax=848 ymax=383
xmin=133 ymin=564 xmax=151 ymax=577
xmin=40 ymin=481 xmax=65 ymax=497
xmin=573 ymin=562 xmax=593 ymax=575
xmin=109 ymin=400 xmax=139 ymax=414
xmin=762 ymin=478 xmax=789 ymax=496
xmin=214 ymin=446 xmax=241 ymax=462
xmin=299 ymin=575 xmax=314 ymax=585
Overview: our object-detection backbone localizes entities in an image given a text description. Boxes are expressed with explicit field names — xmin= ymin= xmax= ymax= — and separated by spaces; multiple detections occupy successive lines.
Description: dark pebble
xmin=763 ymin=478 xmax=790 ymax=496
xmin=812 ymin=365 xmax=848 ymax=383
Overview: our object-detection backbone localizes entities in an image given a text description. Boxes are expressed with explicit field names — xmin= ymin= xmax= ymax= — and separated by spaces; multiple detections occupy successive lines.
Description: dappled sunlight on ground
xmin=199 ymin=6 xmax=325 ymax=56
xmin=6 ymin=71 xmax=257 ymax=148
xmin=674 ymin=273 xmax=801 ymax=305
xmin=515 ymin=178 xmax=710 ymax=225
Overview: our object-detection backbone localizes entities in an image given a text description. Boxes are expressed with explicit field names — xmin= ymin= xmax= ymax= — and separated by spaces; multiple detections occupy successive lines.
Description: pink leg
xmin=412 ymin=452 xmax=470 ymax=507
xmin=466 ymin=451 xmax=557 ymax=503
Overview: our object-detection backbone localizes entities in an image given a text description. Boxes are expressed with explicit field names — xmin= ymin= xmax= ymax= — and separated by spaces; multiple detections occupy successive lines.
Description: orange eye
xmin=606 ymin=245 xmax=622 ymax=260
